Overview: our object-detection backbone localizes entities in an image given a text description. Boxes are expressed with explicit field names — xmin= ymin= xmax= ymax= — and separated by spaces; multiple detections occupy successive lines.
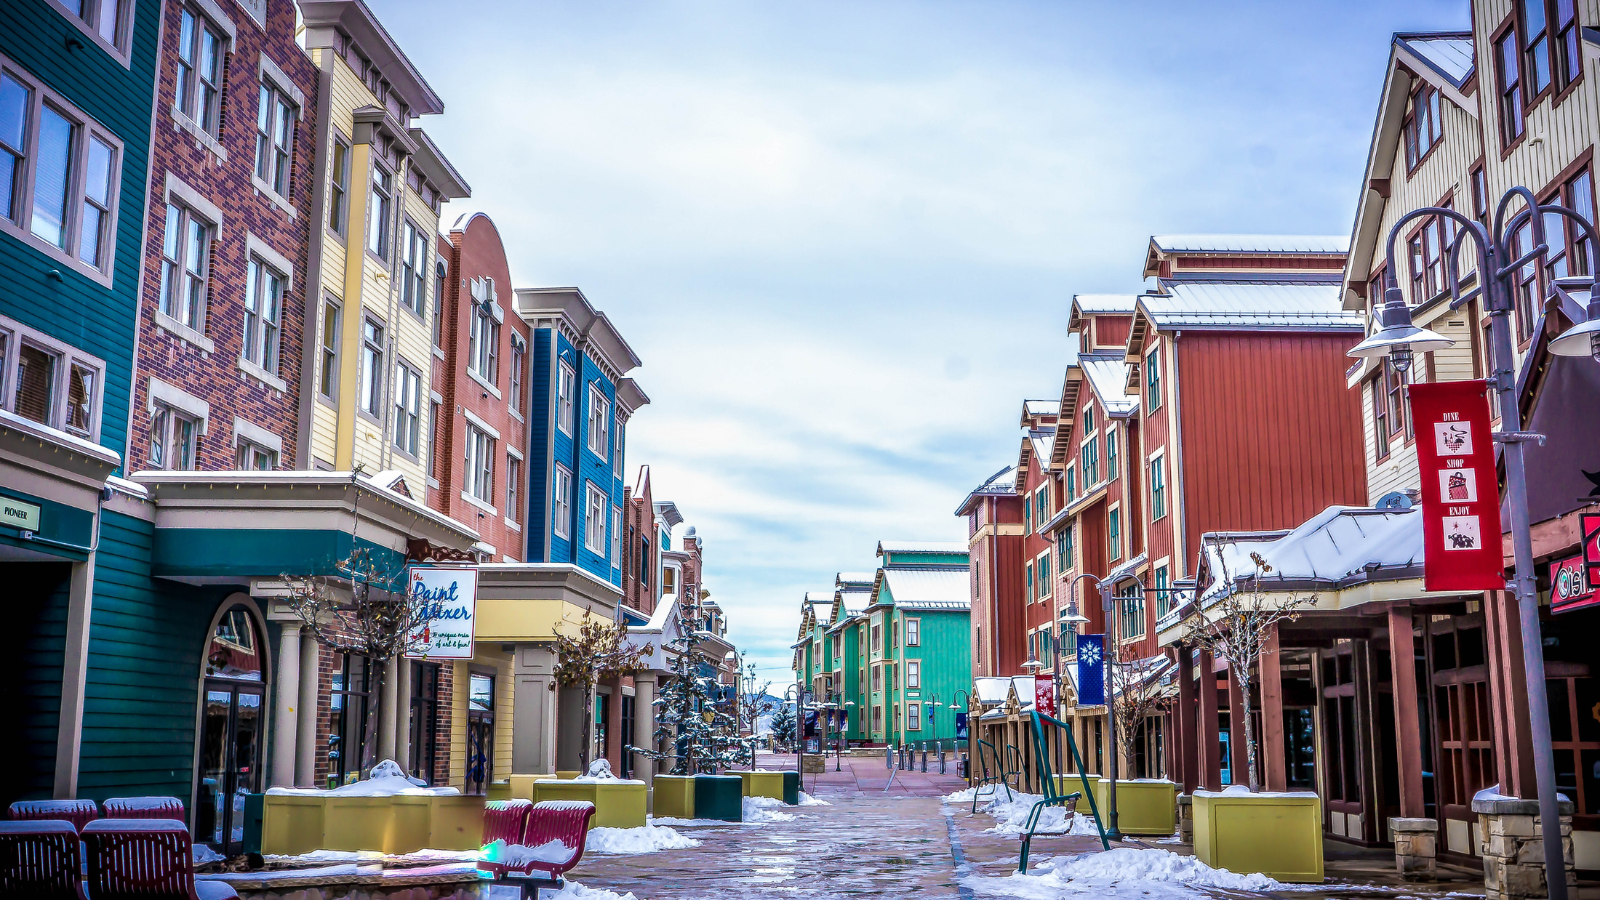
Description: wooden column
xmin=604 ymin=677 xmax=626 ymax=776
xmin=1487 ymin=589 xmax=1538 ymax=798
xmin=1177 ymin=643 xmax=1198 ymax=793
xmin=1352 ymin=639 xmax=1380 ymax=843
xmin=1197 ymin=647 xmax=1221 ymax=789
xmin=1387 ymin=606 xmax=1426 ymax=818
xmin=1226 ymin=661 xmax=1247 ymax=786
xmin=1260 ymin=627 xmax=1287 ymax=792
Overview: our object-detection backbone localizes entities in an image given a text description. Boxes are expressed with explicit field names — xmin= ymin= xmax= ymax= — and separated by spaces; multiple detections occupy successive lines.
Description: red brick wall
xmin=620 ymin=471 xmax=658 ymax=614
xmin=130 ymin=0 xmax=317 ymax=471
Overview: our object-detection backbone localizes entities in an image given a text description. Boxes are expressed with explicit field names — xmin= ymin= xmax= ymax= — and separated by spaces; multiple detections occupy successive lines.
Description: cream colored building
xmin=296 ymin=1 xmax=469 ymax=489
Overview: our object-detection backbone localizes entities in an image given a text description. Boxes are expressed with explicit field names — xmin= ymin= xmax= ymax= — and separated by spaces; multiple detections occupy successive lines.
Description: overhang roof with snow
xmin=1138 ymin=283 xmax=1362 ymax=330
xmin=875 ymin=567 xmax=971 ymax=611
xmin=1151 ymin=235 xmax=1350 ymax=255
xmin=1079 ymin=354 xmax=1138 ymax=417
xmin=955 ymin=464 xmax=1018 ymax=515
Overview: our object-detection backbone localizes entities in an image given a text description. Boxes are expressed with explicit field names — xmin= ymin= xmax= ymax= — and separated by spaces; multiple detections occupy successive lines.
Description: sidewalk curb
xmin=943 ymin=803 xmax=978 ymax=900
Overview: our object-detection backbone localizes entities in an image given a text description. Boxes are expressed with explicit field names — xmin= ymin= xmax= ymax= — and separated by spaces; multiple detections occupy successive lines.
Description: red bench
xmin=102 ymin=797 xmax=185 ymax=820
xmin=7 ymin=800 xmax=99 ymax=834
xmin=484 ymin=799 xmax=534 ymax=844
xmin=82 ymin=819 xmax=237 ymax=900
xmin=478 ymin=800 xmax=596 ymax=899
xmin=0 ymin=819 xmax=86 ymax=899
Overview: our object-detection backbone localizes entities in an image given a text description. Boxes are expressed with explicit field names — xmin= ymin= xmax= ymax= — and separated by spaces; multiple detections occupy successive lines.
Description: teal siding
xmin=0 ymin=0 xmax=160 ymax=462
xmin=898 ymin=609 xmax=971 ymax=743
xmin=3 ymin=563 xmax=72 ymax=805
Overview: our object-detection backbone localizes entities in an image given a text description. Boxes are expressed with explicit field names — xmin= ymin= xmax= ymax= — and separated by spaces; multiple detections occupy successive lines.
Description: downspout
xmin=1169 ymin=331 xmax=1190 ymax=578
xmin=989 ymin=497 xmax=1000 ymax=675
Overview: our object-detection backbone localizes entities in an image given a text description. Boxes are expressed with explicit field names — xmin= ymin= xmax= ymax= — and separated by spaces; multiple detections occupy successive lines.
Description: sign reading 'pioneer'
xmin=1409 ymin=380 xmax=1505 ymax=592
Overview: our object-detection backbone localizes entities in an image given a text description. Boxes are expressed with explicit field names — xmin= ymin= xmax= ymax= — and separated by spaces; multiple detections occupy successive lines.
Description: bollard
xmin=886 ymin=744 xmax=893 ymax=769
xmin=939 ymin=742 xmax=947 ymax=774
xmin=921 ymin=744 xmax=928 ymax=772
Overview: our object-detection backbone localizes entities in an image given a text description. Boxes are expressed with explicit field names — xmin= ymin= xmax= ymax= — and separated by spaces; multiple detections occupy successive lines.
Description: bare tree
xmin=1182 ymin=548 xmax=1316 ymax=792
xmin=552 ymin=611 xmax=653 ymax=772
xmin=1106 ymin=648 xmax=1172 ymax=779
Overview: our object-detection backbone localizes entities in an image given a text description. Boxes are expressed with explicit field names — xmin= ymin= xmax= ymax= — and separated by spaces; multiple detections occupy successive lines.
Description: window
xmin=1027 ymin=562 xmax=1035 ymax=601
xmin=509 ymin=337 xmax=524 ymax=415
xmin=242 ymin=257 xmax=283 ymax=374
xmin=1385 ymin=358 xmax=1412 ymax=440
xmin=1106 ymin=426 xmax=1119 ymax=480
xmin=1035 ymin=486 xmax=1047 ymax=526
xmin=367 ymin=164 xmax=391 ymax=259
xmin=1544 ymin=168 xmax=1595 ymax=283
xmin=906 ymin=618 xmax=919 ymax=647
xmin=556 ymin=361 xmax=575 ymax=434
xmin=150 ymin=404 xmax=200 ymax=470
xmin=236 ymin=440 xmax=276 ymax=470
xmin=1497 ymin=25 xmax=1526 ymax=145
xmin=465 ymin=423 xmax=494 ymax=504
xmin=428 ymin=400 xmax=440 ymax=478
xmin=1065 ymin=465 xmax=1075 ymax=503
xmin=1513 ymin=218 xmax=1540 ymax=341
xmin=1118 ymin=583 xmax=1145 ymax=640
xmin=0 ymin=315 xmax=103 ymax=438
xmin=1154 ymin=565 xmax=1172 ymax=618
xmin=1554 ymin=0 xmax=1581 ymax=92
xmin=552 ymin=465 xmax=572 ymax=538
xmin=872 ymin=666 xmax=882 ymax=691
xmin=1150 ymin=456 xmax=1167 ymax=521
xmin=467 ymin=278 xmax=499 ymax=383
xmin=254 ymin=83 xmax=296 ymax=197
xmin=506 ymin=454 xmax=521 ymax=523
xmin=159 ymin=202 xmax=212 ymax=331
xmin=907 ymin=702 xmax=921 ymax=729
xmin=1059 ymin=525 xmax=1073 ymax=571
xmin=1082 ymin=435 xmax=1100 ymax=485
xmin=1471 ymin=163 xmax=1489 ymax=230
xmin=584 ymin=483 xmax=608 ymax=553
xmin=329 ymin=654 xmax=372 ymax=786
xmin=1108 ymin=507 xmax=1121 ymax=562
xmin=175 ymin=9 xmax=224 ymax=137
xmin=359 ymin=319 xmax=384 ymax=416
xmin=1521 ymin=0 xmax=1552 ymax=98
xmin=393 ymin=361 xmax=421 ymax=457
xmin=1402 ymin=84 xmax=1443 ymax=170
xmin=401 ymin=221 xmax=426 ymax=315
xmin=1024 ymin=495 xmax=1031 ymax=533
xmin=1371 ymin=377 xmax=1391 ymax=461
xmin=319 ymin=298 xmax=339 ymax=399
xmin=408 ymin=661 xmax=440 ymax=783
xmin=906 ymin=660 xmax=921 ymax=690
xmin=0 ymin=65 xmax=123 ymax=277
xmin=587 ymin=384 xmax=611 ymax=460
xmin=1083 ymin=405 xmax=1094 ymax=434
xmin=871 ymin=624 xmax=881 ymax=653
xmin=1145 ymin=349 xmax=1161 ymax=409
xmin=328 ymin=137 xmax=350 ymax=235
xmin=611 ymin=505 xmax=621 ymax=564
xmin=54 ymin=0 xmax=129 ymax=54
xmin=1039 ymin=553 xmax=1051 ymax=596
xmin=1407 ymin=209 xmax=1454 ymax=304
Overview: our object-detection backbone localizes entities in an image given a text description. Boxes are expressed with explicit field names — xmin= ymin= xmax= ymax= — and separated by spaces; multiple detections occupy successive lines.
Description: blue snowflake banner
xmin=1077 ymin=634 xmax=1105 ymax=707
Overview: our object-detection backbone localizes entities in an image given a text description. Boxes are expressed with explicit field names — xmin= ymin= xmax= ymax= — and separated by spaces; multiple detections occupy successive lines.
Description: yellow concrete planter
xmin=652 ymin=775 xmax=695 ymax=819
xmin=1193 ymin=789 xmax=1323 ymax=883
xmin=737 ymin=771 xmax=786 ymax=802
xmin=556 ymin=771 xmax=581 ymax=780
xmin=1088 ymin=779 xmax=1177 ymax=836
xmin=534 ymin=780 xmax=647 ymax=829
xmin=486 ymin=781 xmax=512 ymax=801
xmin=260 ymin=793 xmax=486 ymax=855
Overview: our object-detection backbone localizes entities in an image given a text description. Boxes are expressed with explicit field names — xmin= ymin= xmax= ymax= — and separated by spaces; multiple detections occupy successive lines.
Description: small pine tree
xmin=629 ymin=604 xmax=753 ymax=774
xmin=770 ymin=702 xmax=797 ymax=750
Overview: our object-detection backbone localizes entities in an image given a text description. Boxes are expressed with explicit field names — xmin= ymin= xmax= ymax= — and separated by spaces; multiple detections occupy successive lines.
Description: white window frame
xmin=172 ymin=4 xmax=231 ymax=143
xmin=48 ymin=0 xmax=137 ymax=63
xmin=0 ymin=312 xmax=105 ymax=440
xmin=358 ymin=317 xmax=384 ymax=419
xmin=583 ymin=482 xmax=608 ymax=554
xmin=392 ymin=358 xmax=422 ymax=458
xmin=508 ymin=336 xmax=525 ymax=418
xmin=906 ymin=660 xmax=920 ymax=690
xmin=240 ymin=234 xmax=290 ymax=385
xmin=231 ymin=416 xmax=281 ymax=471
xmin=464 ymin=422 xmax=495 ymax=507
xmin=505 ymin=450 xmax=522 ymax=524
xmin=552 ymin=464 xmax=572 ymax=538
xmin=318 ymin=295 xmax=340 ymax=401
xmin=400 ymin=219 xmax=426 ymax=316
xmin=1108 ymin=502 xmax=1123 ymax=563
xmin=586 ymin=383 xmax=610 ymax=461
xmin=146 ymin=377 xmax=208 ymax=471
xmin=905 ymin=617 xmax=920 ymax=647
xmin=467 ymin=277 xmax=500 ymax=387
xmin=327 ymin=133 xmax=351 ymax=238
xmin=556 ymin=360 xmax=575 ymax=434
xmin=1149 ymin=451 xmax=1167 ymax=522
xmin=1037 ymin=550 xmax=1052 ymax=599
xmin=0 ymin=56 xmax=125 ymax=285
xmin=611 ymin=504 xmax=621 ymax=565
xmin=367 ymin=161 xmax=392 ymax=260
xmin=253 ymin=77 xmax=298 ymax=205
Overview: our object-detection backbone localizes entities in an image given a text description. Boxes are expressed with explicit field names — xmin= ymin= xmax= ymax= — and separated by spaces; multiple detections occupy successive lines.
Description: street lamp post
xmin=950 ymin=690 xmax=971 ymax=782
xmin=1063 ymin=572 xmax=1119 ymax=841
xmin=1348 ymin=186 xmax=1600 ymax=900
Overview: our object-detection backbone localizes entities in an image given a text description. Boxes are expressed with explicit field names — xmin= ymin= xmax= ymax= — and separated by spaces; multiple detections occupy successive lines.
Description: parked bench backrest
xmin=0 ymin=820 xmax=85 ymax=899
xmin=102 ymin=798 xmax=185 ymax=821
xmin=8 ymin=799 xmax=99 ymax=833
xmin=83 ymin=818 xmax=195 ymax=900
xmin=484 ymin=799 xmax=533 ymax=845
xmin=523 ymin=801 xmax=595 ymax=875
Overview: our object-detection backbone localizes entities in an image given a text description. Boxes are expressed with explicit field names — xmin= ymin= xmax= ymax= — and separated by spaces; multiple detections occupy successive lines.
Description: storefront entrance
xmin=195 ymin=605 xmax=266 ymax=855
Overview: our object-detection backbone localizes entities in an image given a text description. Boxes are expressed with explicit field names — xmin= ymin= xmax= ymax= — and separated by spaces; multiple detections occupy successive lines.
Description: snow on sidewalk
xmin=586 ymin=823 xmax=700 ymax=853
xmin=962 ymin=847 xmax=1286 ymax=899
xmin=946 ymin=788 xmax=1102 ymax=836
xmin=488 ymin=881 xmax=639 ymax=900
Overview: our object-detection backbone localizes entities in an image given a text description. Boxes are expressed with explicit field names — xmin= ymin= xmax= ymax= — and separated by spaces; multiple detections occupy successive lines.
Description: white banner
xmin=406 ymin=566 xmax=477 ymax=659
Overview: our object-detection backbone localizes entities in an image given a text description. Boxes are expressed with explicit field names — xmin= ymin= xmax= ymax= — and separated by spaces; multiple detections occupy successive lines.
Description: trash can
xmin=782 ymin=771 xmax=800 ymax=806
xmin=694 ymin=775 xmax=743 ymax=822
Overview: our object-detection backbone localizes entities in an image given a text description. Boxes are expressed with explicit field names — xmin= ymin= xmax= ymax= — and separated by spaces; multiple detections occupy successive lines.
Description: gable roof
xmin=1397 ymin=32 xmax=1475 ymax=89
xmin=879 ymin=567 xmax=971 ymax=611
xmin=1150 ymin=235 xmax=1349 ymax=255
xmin=1079 ymin=353 xmax=1139 ymax=417
xmin=1137 ymin=283 xmax=1362 ymax=330
xmin=1016 ymin=427 xmax=1056 ymax=488
xmin=955 ymin=464 xmax=1018 ymax=515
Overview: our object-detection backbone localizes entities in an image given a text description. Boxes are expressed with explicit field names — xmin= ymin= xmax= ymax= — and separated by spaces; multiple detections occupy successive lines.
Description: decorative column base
xmin=1176 ymin=794 xmax=1193 ymax=843
xmin=1390 ymin=817 xmax=1438 ymax=881
xmin=1473 ymin=796 xmax=1576 ymax=900
xmin=801 ymin=754 xmax=825 ymax=774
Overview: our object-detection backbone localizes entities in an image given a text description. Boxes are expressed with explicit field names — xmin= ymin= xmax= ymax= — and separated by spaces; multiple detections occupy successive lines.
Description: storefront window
xmin=466 ymin=672 xmax=494 ymax=795
xmin=408 ymin=661 xmax=440 ymax=785
xmin=330 ymin=654 xmax=372 ymax=785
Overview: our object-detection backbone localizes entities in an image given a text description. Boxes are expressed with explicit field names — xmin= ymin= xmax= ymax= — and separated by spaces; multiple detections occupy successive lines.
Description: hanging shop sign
xmin=1550 ymin=554 xmax=1599 ymax=614
xmin=1583 ymin=514 xmax=1600 ymax=587
xmin=1034 ymin=677 xmax=1056 ymax=717
xmin=405 ymin=566 xmax=478 ymax=659
xmin=1409 ymin=380 xmax=1506 ymax=591
xmin=1077 ymin=634 xmax=1105 ymax=707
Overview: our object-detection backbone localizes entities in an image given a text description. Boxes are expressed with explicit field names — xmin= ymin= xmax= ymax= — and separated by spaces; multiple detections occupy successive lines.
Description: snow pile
xmin=650 ymin=816 xmax=732 ymax=828
xmin=944 ymin=787 xmax=980 ymax=803
xmin=482 ymin=838 xmax=573 ymax=867
xmin=585 ymin=823 xmax=699 ymax=853
xmin=980 ymin=793 xmax=1084 ymax=835
xmin=742 ymin=796 xmax=796 ymax=823
xmin=193 ymin=844 xmax=225 ymax=865
xmin=267 ymin=759 xmax=458 ymax=797
xmin=489 ymin=882 xmax=638 ymax=900
xmin=797 ymin=792 xmax=830 ymax=806
xmin=963 ymin=847 xmax=1286 ymax=899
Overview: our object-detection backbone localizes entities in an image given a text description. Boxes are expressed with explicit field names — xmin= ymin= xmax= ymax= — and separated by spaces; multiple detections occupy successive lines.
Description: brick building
xmin=620 ymin=465 xmax=661 ymax=615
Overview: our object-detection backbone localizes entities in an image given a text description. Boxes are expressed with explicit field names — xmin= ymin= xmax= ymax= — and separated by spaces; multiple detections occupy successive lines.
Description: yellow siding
xmin=449 ymin=660 xmax=467 ymax=788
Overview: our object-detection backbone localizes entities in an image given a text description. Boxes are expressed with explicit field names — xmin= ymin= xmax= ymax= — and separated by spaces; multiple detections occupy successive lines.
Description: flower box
xmin=737 ymin=771 xmax=787 ymax=802
xmin=1089 ymin=778 xmax=1177 ymax=836
xmin=259 ymin=793 xmax=485 ymax=855
xmin=694 ymin=775 xmax=743 ymax=822
xmin=533 ymin=779 xmax=647 ymax=829
xmin=653 ymin=775 xmax=695 ymax=819
xmin=1193 ymin=787 xmax=1323 ymax=883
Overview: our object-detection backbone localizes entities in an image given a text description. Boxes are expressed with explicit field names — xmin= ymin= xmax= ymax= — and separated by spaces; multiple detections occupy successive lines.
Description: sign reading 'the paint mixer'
xmin=406 ymin=566 xmax=477 ymax=659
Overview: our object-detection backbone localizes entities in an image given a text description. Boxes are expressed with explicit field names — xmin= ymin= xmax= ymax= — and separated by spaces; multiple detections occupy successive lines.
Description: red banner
xmin=1034 ymin=678 xmax=1056 ymax=717
xmin=1409 ymin=380 xmax=1506 ymax=592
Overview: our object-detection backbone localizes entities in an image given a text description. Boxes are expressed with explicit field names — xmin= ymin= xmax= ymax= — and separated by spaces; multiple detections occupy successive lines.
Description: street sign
xmin=405 ymin=566 xmax=477 ymax=659
xmin=1583 ymin=514 xmax=1600 ymax=587
xmin=1550 ymin=554 xmax=1599 ymax=614
xmin=1077 ymin=634 xmax=1105 ymax=706
xmin=1409 ymin=380 xmax=1506 ymax=591
xmin=0 ymin=496 xmax=41 ymax=533
xmin=1034 ymin=677 xmax=1056 ymax=717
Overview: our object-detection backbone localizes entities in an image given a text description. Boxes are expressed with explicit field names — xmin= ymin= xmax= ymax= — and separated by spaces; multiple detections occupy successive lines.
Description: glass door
xmin=196 ymin=682 xmax=264 ymax=855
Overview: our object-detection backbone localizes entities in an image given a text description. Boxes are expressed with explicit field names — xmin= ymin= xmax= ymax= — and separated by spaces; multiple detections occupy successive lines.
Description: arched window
xmin=205 ymin=606 xmax=263 ymax=681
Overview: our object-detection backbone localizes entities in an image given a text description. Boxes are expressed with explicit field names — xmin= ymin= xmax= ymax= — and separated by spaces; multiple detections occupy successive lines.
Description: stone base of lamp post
xmin=1390 ymin=817 xmax=1438 ymax=881
xmin=1474 ymin=796 xmax=1577 ymax=900
xmin=801 ymin=754 xmax=826 ymax=774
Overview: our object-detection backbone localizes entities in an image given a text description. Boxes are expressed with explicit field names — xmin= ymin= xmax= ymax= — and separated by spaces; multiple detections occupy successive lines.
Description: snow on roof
xmin=1140 ymin=283 xmax=1363 ymax=330
xmin=877 ymin=541 xmax=968 ymax=554
xmin=956 ymin=464 xmax=1019 ymax=516
xmin=1026 ymin=428 xmax=1055 ymax=466
xmin=1193 ymin=507 xmax=1423 ymax=608
xmin=1079 ymin=354 xmax=1138 ymax=416
xmin=837 ymin=572 xmax=876 ymax=587
xmin=1105 ymin=553 xmax=1147 ymax=587
xmin=1073 ymin=294 xmax=1139 ymax=314
xmin=1151 ymin=235 xmax=1349 ymax=255
xmin=803 ymin=592 xmax=833 ymax=606
xmin=1398 ymin=33 xmax=1474 ymax=86
xmin=882 ymin=567 xmax=970 ymax=610
xmin=1023 ymin=399 xmax=1060 ymax=417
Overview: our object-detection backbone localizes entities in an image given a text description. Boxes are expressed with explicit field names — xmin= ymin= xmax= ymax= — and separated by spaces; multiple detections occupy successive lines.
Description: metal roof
xmin=1022 ymin=399 xmax=1060 ymax=417
xmin=881 ymin=568 xmax=971 ymax=610
xmin=1139 ymin=283 xmax=1363 ymax=330
xmin=1150 ymin=235 xmax=1349 ymax=255
xmin=1072 ymin=294 xmax=1139 ymax=314
xmin=1026 ymin=428 xmax=1055 ymax=468
xmin=876 ymin=541 xmax=968 ymax=554
xmin=1079 ymin=355 xmax=1138 ymax=416
xmin=836 ymin=571 xmax=876 ymax=588
xmin=1397 ymin=33 xmax=1474 ymax=86
xmin=955 ymin=465 xmax=1018 ymax=515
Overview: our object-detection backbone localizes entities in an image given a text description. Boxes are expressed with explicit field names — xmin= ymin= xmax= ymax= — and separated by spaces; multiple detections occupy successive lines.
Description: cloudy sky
xmin=382 ymin=0 xmax=1468 ymax=687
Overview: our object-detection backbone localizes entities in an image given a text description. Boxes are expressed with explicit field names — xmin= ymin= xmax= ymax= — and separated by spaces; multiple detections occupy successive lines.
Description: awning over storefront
xmin=0 ymin=408 xmax=121 ymax=562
